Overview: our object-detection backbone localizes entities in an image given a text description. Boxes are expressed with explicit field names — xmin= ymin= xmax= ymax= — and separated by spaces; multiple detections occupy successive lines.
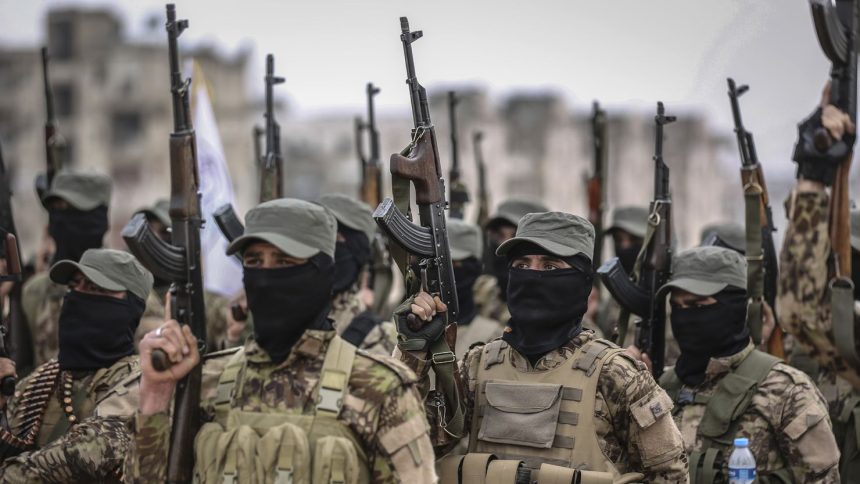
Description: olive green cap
xmin=227 ymin=198 xmax=337 ymax=258
xmin=447 ymin=219 xmax=483 ymax=261
xmin=50 ymin=248 xmax=154 ymax=301
xmin=136 ymin=199 xmax=170 ymax=227
xmin=42 ymin=171 xmax=112 ymax=210
xmin=487 ymin=198 xmax=549 ymax=228
xmin=659 ymin=246 xmax=747 ymax=297
xmin=700 ymin=222 xmax=745 ymax=253
xmin=606 ymin=206 xmax=649 ymax=239
xmin=496 ymin=211 xmax=594 ymax=260
xmin=852 ymin=207 xmax=860 ymax=252
xmin=318 ymin=194 xmax=376 ymax=243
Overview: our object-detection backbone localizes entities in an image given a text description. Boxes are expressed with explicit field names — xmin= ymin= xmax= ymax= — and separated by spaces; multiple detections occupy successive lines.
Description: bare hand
xmin=138 ymin=319 xmax=199 ymax=415
xmin=410 ymin=291 xmax=447 ymax=323
xmin=624 ymin=345 xmax=653 ymax=373
xmin=820 ymin=82 xmax=856 ymax=141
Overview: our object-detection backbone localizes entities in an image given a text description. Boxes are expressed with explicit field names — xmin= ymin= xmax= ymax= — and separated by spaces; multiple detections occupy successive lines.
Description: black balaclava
xmin=852 ymin=249 xmax=860 ymax=300
xmin=671 ymin=287 xmax=750 ymax=387
xmin=613 ymin=234 xmax=643 ymax=275
xmin=58 ymin=291 xmax=144 ymax=371
xmin=332 ymin=225 xmax=371 ymax=296
xmin=502 ymin=243 xmax=593 ymax=362
xmin=49 ymin=205 xmax=109 ymax=264
xmin=487 ymin=221 xmax=518 ymax=300
xmin=453 ymin=257 xmax=482 ymax=325
xmin=245 ymin=253 xmax=334 ymax=363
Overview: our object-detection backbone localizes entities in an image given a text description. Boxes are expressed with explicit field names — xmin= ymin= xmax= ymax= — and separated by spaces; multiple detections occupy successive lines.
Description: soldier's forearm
xmin=131 ymin=411 xmax=170 ymax=483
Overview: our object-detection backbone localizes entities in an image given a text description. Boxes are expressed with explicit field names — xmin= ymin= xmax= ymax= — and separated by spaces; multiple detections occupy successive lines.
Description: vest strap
xmin=484 ymin=340 xmax=507 ymax=370
xmin=573 ymin=340 xmax=614 ymax=376
xmin=315 ymin=336 xmax=357 ymax=417
xmin=214 ymin=349 xmax=246 ymax=424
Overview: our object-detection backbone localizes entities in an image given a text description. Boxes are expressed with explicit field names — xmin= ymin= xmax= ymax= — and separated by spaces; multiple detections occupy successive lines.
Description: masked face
xmin=453 ymin=257 xmax=482 ymax=325
xmin=49 ymin=205 xmax=109 ymax=263
xmin=58 ymin=291 xmax=144 ymax=371
xmin=670 ymin=289 xmax=749 ymax=386
xmin=332 ymin=226 xmax=371 ymax=295
xmin=244 ymin=254 xmax=334 ymax=363
xmin=503 ymin=252 xmax=593 ymax=359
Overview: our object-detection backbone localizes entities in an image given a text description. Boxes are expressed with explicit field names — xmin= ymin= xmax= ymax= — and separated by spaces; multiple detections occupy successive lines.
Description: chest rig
xmin=195 ymin=335 xmax=370 ymax=484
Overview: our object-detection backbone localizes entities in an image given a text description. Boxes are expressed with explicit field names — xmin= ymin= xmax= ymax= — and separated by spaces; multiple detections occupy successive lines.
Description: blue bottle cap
xmin=734 ymin=437 xmax=749 ymax=447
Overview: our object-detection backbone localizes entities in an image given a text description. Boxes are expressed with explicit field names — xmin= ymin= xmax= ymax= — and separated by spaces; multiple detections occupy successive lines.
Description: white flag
xmin=191 ymin=62 xmax=243 ymax=298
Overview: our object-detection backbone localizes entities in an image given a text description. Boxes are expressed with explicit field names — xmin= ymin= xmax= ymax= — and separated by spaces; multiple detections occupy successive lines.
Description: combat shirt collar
xmin=702 ymin=341 xmax=755 ymax=384
xmin=244 ymin=329 xmax=336 ymax=369
xmin=508 ymin=329 xmax=595 ymax=371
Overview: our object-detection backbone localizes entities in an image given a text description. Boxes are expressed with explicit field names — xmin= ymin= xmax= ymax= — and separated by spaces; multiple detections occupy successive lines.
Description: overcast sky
xmin=0 ymin=0 xmax=836 ymax=178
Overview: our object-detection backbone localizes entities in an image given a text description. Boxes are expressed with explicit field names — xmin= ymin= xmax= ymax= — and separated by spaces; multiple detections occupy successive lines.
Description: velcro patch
xmin=631 ymin=390 xmax=674 ymax=429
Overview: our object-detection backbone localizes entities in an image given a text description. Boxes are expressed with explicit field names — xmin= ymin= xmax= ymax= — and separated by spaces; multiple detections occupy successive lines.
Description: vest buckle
xmin=432 ymin=351 xmax=456 ymax=365
xmin=316 ymin=386 xmax=344 ymax=415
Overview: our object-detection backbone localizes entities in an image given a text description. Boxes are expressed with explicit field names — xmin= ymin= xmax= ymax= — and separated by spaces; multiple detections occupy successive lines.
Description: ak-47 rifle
xmin=35 ymin=47 xmax=66 ymax=199
xmin=213 ymin=54 xmax=284 ymax=243
xmin=0 ymin=143 xmax=31 ymax=379
xmin=799 ymin=0 xmax=860 ymax=366
xmin=121 ymin=5 xmax=207 ymax=482
xmin=447 ymin=91 xmax=469 ymax=219
xmin=0 ymin=232 xmax=22 ymax=396
xmin=598 ymin=102 xmax=675 ymax=377
xmin=473 ymin=130 xmax=489 ymax=227
xmin=373 ymin=16 xmax=465 ymax=440
xmin=727 ymin=78 xmax=784 ymax=357
xmin=587 ymin=101 xmax=608 ymax=273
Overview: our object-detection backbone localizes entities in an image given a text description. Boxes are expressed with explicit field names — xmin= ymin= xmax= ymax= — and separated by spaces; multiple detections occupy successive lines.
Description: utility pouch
xmin=479 ymin=381 xmax=563 ymax=448
xmin=536 ymin=463 xmax=575 ymax=484
xmin=485 ymin=459 xmax=526 ymax=483
xmin=256 ymin=422 xmax=312 ymax=484
xmin=194 ymin=422 xmax=260 ymax=484
xmin=698 ymin=373 xmax=756 ymax=440
xmin=312 ymin=436 xmax=360 ymax=484
xmin=576 ymin=469 xmax=614 ymax=484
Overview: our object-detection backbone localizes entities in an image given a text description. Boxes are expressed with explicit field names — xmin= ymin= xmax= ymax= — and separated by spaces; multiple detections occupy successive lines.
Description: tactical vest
xmin=458 ymin=338 xmax=624 ymax=483
xmin=660 ymin=349 xmax=793 ymax=484
xmin=194 ymin=335 xmax=370 ymax=484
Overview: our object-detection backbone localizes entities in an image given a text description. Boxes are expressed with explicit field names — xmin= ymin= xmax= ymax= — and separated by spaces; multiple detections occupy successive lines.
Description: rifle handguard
xmin=597 ymin=257 xmax=651 ymax=317
xmin=373 ymin=199 xmax=435 ymax=257
xmin=122 ymin=214 xmax=187 ymax=282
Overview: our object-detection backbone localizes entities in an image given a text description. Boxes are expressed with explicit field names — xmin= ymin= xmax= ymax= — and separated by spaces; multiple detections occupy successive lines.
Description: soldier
xmin=447 ymin=219 xmax=504 ymax=357
xmin=0 ymin=248 xmax=151 ymax=480
xmin=777 ymin=87 xmax=860 ymax=482
xmin=399 ymin=211 xmax=688 ymax=482
xmin=132 ymin=199 xmax=435 ymax=482
xmin=474 ymin=198 xmax=548 ymax=323
xmin=658 ymin=246 xmax=839 ymax=482
xmin=23 ymin=171 xmax=112 ymax=367
xmin=318 ymin=194 xmax=397 ymax=356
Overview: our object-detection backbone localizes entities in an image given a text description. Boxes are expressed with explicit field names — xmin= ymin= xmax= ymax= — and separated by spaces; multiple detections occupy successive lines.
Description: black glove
xmin=394 ymin=295 xmax=446 ymax=352
xmin=792 ymin=107 xmax=855 ymax=185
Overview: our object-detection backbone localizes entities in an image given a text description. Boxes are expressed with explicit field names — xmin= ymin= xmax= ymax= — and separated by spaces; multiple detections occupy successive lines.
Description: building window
xmin=54 ymin=83 xmax=75 ymax=117
xmin=49 ymin=19 xmax=75 ymax=60
xmin=111 ymin=112 xmax=142 ymax=146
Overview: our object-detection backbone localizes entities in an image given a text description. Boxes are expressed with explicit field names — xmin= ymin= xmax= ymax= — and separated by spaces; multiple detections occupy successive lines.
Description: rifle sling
xmin=832 ymin=278 xmax=860 ymax=369
xmin=429 ymin=335 xmax=465 ymax=439
xmin=743 ymin=180 xmax=764 ymax=345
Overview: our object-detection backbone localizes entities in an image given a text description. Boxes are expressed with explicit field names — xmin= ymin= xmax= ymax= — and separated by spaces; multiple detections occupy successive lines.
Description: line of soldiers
xmin=0 ymin=7 xmax=856 ymax=484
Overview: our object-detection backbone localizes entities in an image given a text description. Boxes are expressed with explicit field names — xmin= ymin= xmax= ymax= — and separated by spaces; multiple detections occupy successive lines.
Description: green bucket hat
xmin=318 ymin=194 xmax=376 ymax=243
xmin=136 ymin=199 xmax=171 ymax=227
xmin=659 ymin=246 xmax=747 ymax=297
xmin=700 ymin=222 xmax=745 ymax=253
xmin=447 ymin=219 xmax=483 ymax=261
xmin=50 ymin=248 xmax=154 ymax=301
xmin=852 ymin=207 xmax=860 ymax=252
xmin=487 ymin=198 xmax=549 ymax=228
xmin=606 ymin=206 xmax=649 ymax=239
xmin=42 ymin=171 xmax=112 ymax=210
xmin=227 ymin=198 xmax=337 ymax=258
xmin=496 ymin=211 xmax=594 ymax=260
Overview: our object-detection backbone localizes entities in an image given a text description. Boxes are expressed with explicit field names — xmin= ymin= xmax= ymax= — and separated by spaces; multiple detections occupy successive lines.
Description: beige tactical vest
xmin=194 ymin=335 xmax=370 ymax=484
xmin=468 ymin=338 xmax=622 ymax=478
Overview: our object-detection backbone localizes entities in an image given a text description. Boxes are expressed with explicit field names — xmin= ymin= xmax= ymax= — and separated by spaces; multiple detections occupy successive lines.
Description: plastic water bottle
xmin=728 ymin=437 xmax=756 ymax=484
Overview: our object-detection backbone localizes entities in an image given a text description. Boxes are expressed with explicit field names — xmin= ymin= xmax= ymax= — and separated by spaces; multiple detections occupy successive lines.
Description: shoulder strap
xmin=213 ymin=347 xmax=247 ymax=425
xmin=573 ymin=339 xmax=617 ymax=376
xmin=340 ymin=310 xmax=383 ymax=348
xmin=482 ymin=339 xmax=508 ymax=370
xmin=314 ymin=335 xmax=357 ymax=418
xmin=734 ymin=350 xmax=780 ymax=382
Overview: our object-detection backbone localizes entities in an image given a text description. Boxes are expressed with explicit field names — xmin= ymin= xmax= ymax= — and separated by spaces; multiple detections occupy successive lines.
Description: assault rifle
xmin=0 ymin=232 xmax=22 ymax=396
xmin=214 ymin=54 xmax=284 ymax=244
xmin=598 ymin=102 xmax=675 ymax=377
xmin=448 ymin=91 xmax=469 ymax=219
xmin=727 ymin=78 xmax=783 ymax=357
xmin=0 ymin=143 xmax=31 ymax=380
xmin=373 ymin=16 xmax=464 ymax=438
xmin=121 ymin=5 xmax=207 ymax=481
xmin=473 ymin=130 xmax=489 ymax=227
xmin=35 ymin=47 xmax=66 ymax=199
xmin=587 ymin=101 xmax=608 ymax=272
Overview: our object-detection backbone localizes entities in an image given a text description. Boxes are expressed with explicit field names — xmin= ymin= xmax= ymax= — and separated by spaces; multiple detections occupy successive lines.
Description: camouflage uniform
xmin=129 ymin=330 xmax=436 ymax=483
xmin=330 ymin=287 xmax=397 ymax=357
xmin=668 ymin=343 xmax=840 ymax=482
xmin=473 ymin=274 xmax=510 ymax=322
xmin=21 ymin=273 xmax=66 ymax=367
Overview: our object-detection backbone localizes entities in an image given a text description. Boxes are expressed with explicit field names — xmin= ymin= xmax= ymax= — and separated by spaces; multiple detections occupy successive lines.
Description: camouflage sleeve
xmin=598 ymin=353 xmax=688 ymax=483
xmin=360 ymin=321 xmax=398 ymax=357
xmin=762 ymin=364 xmax=841 ymax=482
xmin=128 ymin=411 xmax=170 ymax=483
xmin=0 ymin=416 xmax=131 ymax=483
xmin=369 ymin=382 xmax=437 ymax=484
xmin=204 ymin=292 xmax=230 ymax=351
xmin=777 ymin=190 xmax=860 ymax=388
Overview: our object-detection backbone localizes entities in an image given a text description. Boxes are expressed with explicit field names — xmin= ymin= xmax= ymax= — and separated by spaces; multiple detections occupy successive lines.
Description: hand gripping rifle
xmin=447 ymin=91 xmax=469 ymax=219
xmin=805 ymin=0 xmax=860 ymax=366
xmin=587 ymin=101 xmax=608 ymax=274
xmin=473 ymin=130 xmax=489 ymax=227
xmin=121 ymin=5 xmax=207 ymax=481
xmin=598 ymin=102 xmax=675 ymax=377
xmin=0 ymin=143 xmax=32 ymax=379
xmin=727 ymin=78 xmax=784 ymax=357
xmin=373 ymin=17 xmax=465 ymax=440
xmin=35 ymin=47 xmax=66 ymax=200
xmin=213 ymin=54 xmax=284 ymax=244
